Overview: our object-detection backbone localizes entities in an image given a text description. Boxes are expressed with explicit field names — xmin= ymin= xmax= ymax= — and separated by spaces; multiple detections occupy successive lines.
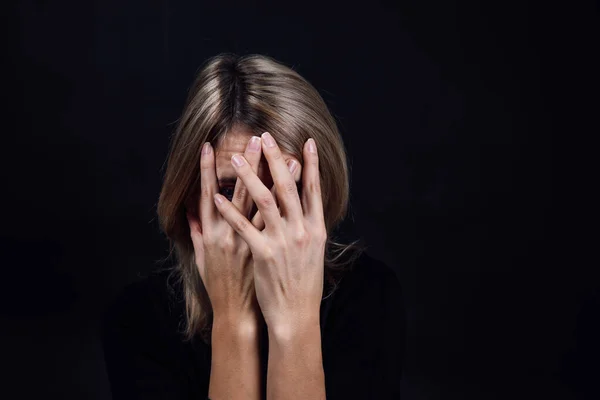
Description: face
xmin=213 ymin=124 xmax=299 ymax=206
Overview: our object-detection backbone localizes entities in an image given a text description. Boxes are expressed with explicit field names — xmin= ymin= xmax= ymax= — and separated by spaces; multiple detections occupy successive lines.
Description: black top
xmin=102 ymin=252 xmax=405 ymax=399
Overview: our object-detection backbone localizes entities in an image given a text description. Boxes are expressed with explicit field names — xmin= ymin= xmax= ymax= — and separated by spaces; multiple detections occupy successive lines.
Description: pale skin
xmin=185 ymin=125 xmax=327 ymax=400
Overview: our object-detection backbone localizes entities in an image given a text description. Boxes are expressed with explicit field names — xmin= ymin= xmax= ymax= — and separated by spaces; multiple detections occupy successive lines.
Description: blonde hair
xmin=157 ymin=53 xmax=366 ymax=343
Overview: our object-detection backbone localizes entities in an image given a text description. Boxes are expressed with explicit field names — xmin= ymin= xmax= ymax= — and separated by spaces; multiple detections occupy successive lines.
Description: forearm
xmin=209 ymin=317 xmax=262 ymax=400
xmin=267 ymin=319 xmax=326 ymax=400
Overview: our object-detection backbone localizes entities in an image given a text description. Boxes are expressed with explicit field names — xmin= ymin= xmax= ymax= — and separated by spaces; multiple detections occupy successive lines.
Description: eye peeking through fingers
xmin=217 ymin=176 xmax=238 ymax=201
xmin=219 ymin=185 xmax=235 ymax=201
xmin=217 ymin=169 xmax=303 ymax=204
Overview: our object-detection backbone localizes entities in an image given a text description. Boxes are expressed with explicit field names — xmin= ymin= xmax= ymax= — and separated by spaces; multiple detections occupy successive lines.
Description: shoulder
xmin=102 ymin=267 xmax=185 ymax=345
xmin=321 ymin=250 xmax=406 ymax=395
xmin=323 ymin=250 xmax=404 ymax=338
xmin=333 ymin=250 xmax=403 ymax=305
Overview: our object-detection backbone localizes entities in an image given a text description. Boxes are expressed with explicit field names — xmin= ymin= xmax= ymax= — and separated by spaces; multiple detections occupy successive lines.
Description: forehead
xmin=215 ymin=127 xmax=255 ymax=158
xmin=214 ymin=127 xmax=258 ymax=181
xmin=213 ymin=126 xmax=295 ymax=184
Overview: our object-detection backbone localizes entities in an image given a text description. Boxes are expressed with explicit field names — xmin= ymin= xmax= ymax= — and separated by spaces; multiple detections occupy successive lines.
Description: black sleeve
xmin=322 ymin=255 xmax=405 ymax=399
xmin=101 ymin=279 xmax=206 ymax=400
xmin=369 ymin=266 xmax=405 ymax=399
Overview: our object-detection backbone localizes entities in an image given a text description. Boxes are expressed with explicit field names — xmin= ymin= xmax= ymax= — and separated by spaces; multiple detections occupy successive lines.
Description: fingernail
xmin=262 ymin=132 xmax=276 ymax=148
xmin=248 ymin=136 xmax=261 ymax=151
xmin=213 ymin=193 xmax=223 ymax=204
xmin=288 ymin=159 xmax=298 ymax=174
xmin=231 ymin=154 xmax=245 ymax=167
xmin=308 ymin=138 xmax=316 ymax=153
xmin=202 ymin=142 xmax=212 ymax=155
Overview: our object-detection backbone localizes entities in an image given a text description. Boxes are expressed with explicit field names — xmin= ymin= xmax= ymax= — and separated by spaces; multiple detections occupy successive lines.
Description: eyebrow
xmin=217 ymin=177 xmax=237 ymax=186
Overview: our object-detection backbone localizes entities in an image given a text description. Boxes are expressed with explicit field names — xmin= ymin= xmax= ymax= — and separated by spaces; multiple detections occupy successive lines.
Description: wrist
xmin=267 ymin=317 xmax=324 ymax=374
xmin=208 ymin=310 xmax=262 ymax=400
xmin=268 ymin=315 xmax=321 ymax=346
xmin=212 ymin=310 xmax=262 ymax=341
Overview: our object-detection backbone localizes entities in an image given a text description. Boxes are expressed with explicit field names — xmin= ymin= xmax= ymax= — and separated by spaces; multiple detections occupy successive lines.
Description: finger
xmin=231 ymin=153 xmax=282 ymax=231
xmin=213 ymin=193 xmax=264 ymax=251
xmin=199 ymin=142 xmax=219 ymax=229
xmin=251 ymin=184 xmax=275 ymax=231
xmin=186 ymin=211 xmax=206 ymax=283
xmin=184 ymin=190 xmax=200 ymax=230
xmin=231 ymin=136 xmax=262 ymax=219
xmin=301 ymin=138 xmax=325 ymax=224
xmin=252 ymin=159 xmax=302 ymax=230
xmin=260 ymin=132 xmax=303 ymax=223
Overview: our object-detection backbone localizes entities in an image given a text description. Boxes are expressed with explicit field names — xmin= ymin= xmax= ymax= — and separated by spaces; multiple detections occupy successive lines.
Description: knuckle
xmin=203 ymin=232 xmax=217 ymax=247
xmin=238 ymin=168 xmax=253 ymax=181
xmin=273 ymin=235 xmax=288 ymax=250
xmin=307 ymin=181 xmax=322 ymax=195
xmin=200 ymin=157 xmax=213 ymax=169
xmin=257 ymin=193 xmax=275 ymax=209
xmin=231 ymin=216 xmax=250 ymax=233
xmin=200 ymin=184 xmax=212 ymax=200
xmin=233 ymin=185 xmax=247 ymax=202
xmin=237 ymin=164 xmax=249 ymax=174
xmin=276 ymin=180 xmax=298 ymax=196
xmin=293 ymin=229 xmax=309 ymax=245
xmin=261 ymin=246 xmax=276 ymax=262
xmin=220 ymin=234 xmax=236 ymax=250
xmin=270 ymin=149 xmax=282 ymax=160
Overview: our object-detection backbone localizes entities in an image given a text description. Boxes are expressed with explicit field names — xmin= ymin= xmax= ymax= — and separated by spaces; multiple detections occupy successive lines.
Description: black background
xmin=2 ymin=0 xmax=596 ymax=399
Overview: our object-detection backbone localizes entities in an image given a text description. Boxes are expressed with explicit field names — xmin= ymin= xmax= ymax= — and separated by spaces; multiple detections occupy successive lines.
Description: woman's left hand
xmin=212 ymin=132 xmax=327 ymax=336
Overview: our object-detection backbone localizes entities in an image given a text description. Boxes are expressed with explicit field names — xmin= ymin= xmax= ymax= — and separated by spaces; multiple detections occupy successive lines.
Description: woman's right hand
xmin=185 ymin=137 xmax=268 ymax=400
xmin=185 ymin=136 xmax=265 ymax=330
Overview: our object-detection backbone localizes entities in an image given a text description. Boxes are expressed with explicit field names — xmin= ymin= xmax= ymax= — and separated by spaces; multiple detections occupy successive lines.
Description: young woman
xmin=102 ymin=53 xmax=405 ymax=399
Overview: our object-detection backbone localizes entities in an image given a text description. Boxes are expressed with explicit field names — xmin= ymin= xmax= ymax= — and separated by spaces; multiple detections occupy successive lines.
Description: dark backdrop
xmin=3 ymin=1 xmax=595 ymax=399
